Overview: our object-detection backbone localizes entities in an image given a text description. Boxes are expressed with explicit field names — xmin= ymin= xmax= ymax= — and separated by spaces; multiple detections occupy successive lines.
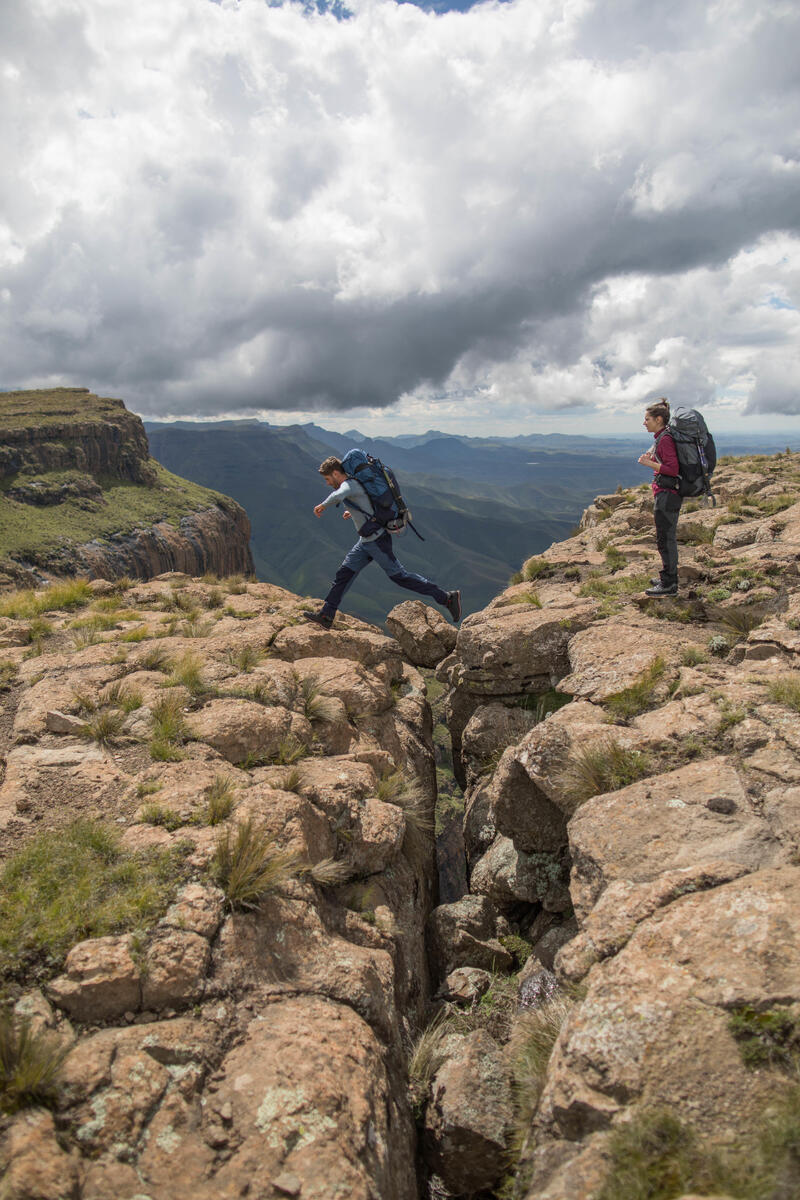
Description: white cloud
xmin=0 ymin=0 xmax=799 ymax=428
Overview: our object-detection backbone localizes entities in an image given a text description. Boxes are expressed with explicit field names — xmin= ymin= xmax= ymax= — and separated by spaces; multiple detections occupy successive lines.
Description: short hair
xmin=318 ymin=456 xmax=344 ymax=477
xmin=645 ymin=398 xmax=671 ymax=427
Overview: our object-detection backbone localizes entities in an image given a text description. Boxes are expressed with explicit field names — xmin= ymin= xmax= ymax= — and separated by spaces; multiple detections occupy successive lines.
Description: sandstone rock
xmin=538 ymin=867 xmax=800 ymax=1143
xmin=141 ymin=929 xmax=210 ymax=1010
xmin=555 ymin=860 xmax=750 ymax=984
xmin=424 ymin=1029 xmax=513 ymax=1194
xmin=427 ymin=894 xmax=513 ymax=981
xmin=44 ymin=708 xmax=88 ymax=734
xmin=559 ymin=614 xmax=685 ymax=702
xmin=461 ymin=701 xmax=538 ymax=788
xmin=0 ymin=1110 xmax=80 ymax=1200
xmin=47 ymin=935 xmax=141 ymax=1022
xmin=521 ymin=1134 xmax=611 ymax=1200
xmin=532 ymin=920 xmax=578 ymax=971
xmin=568 ymin=757 xmax=785 ymax=922
xmin=386 ymin=600 xmax=457 ymax=666
xmin=462 ymin=777 xmax=496 ymax=865
xmin=293 ymin=654 xmax=396 ymax=716
xmin=186 ymin=698 xmax=301 ymax=764
xmin=470 ymin=834 xmax=565 ymax=908
xmin=437 ymin=966 xmax=493 ymax=1004
xmin=517 ymin=958 xmax=558 ymax=1009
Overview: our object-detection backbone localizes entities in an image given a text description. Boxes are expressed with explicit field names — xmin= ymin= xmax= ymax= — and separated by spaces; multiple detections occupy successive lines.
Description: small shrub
xmin=204 ymin=775 xmax=236 ymax=825
xmin=212 ymin=819 xmax=298 ymax=911
xmin=0 ymin=1011 xmax=68 ymax=1114
xmin=139 ymin=803 xmax=183 ymax=831
xmin=767 ymin=676 xmax=800 ymax=713
xmin=604 ymin=657 xmax=666 ymax=721
xmin=706 ymin=586 xmax=732 ymax=602
xmin=562 ymin=736 xmax=652 ymax=807
xmin=708 ymin=633 xmax=730 ymax=656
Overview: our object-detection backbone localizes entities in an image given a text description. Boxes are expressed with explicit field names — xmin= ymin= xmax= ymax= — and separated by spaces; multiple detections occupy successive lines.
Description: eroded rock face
xmin=386 ymin=599 xmax=457 ymax=667
xmin=424 ymin=1029 xmax=513 ymax=1194
xmin=0 ymin=574 xmax=436 ymax=1198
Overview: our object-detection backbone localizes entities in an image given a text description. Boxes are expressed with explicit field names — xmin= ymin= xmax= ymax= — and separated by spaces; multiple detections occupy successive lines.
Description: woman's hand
xmin=342 ymin=509 xmax=352 ymax=520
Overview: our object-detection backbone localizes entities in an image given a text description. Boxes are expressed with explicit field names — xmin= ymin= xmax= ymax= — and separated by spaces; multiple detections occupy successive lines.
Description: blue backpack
xmin=339 ymin=449 xmax=424 ymax=540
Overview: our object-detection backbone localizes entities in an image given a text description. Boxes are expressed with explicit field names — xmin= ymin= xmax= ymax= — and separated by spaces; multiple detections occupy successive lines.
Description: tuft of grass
xmin=562 ymin=736 xmax=652 ymax=807
xmin=136 ymin=780 xmax=162 ymax=799
xmin=204 ymin=587 xmax=224 ymax=609
xmin=0 ymin=660 xmax=19 ymax=691
xmin=100 ymin=680 xmax=142 ymax=712
xmin=270 ymin=736 xmax=309 ymax=766
xmin=604 ymin=657 xmax=666 ymax=722
xmin=680 ymin=646 xmax=707 ymax=667
xmin=306 ymin=857 xmax=352 ymax=886
xmin=79 ymin=708 xmax=125 ymax=747
xmin=204 ymin=775 xmax=236 ymax=825
xmin=729 ymin=1005 xmax=800 ymax=1072
xmin=211 ymin=819 xmax=299 ymax=911
xmin=227 ymin=645 xmax=262 ymax=673
xmin=604 ymin=546 xmax=627 ymax=572
xmin=280 ymin=766 xmax=305 ymax=794
xmin=768 ymin=676 xmax=800 ymax=714
xmin=0 ymin=820 xmax=188 ymax=983
xmin=300 ymin=675 xmax=340 ymax=723
xmin=139 ymin=803 xmax=183 ymax=832
xmin=121 ymin=624 xmax=149 ymax=642
xmin=716 ymin=699 xmax=747 ymax=735
xmin=0 ymin=1011 xmax=68 ymax=1114
xmin=717 ymin=605 xmax=766 ymax=636
xmin=165 ymin=651 xmax=207 ymax=696
xmin=680 ymin=522 xmax=717 ymax=545
xmin=506 ymin=590 xmax=542 ymax=608
xmin=179 ymin=615 xmax=214 ymax=639
xmin=505 ymin=995 xmax=575 ymax=1162
xmin=408 ymin=1014 xmax=449 ymax=1117
xmin=224 ymin=575 xmax=247 ymax=595
xmin=522 ymin=557 xmax=553 ymax=582
xmin=0 ymin=579 xmax=92 ymax=620
xmin=149 ymin=693 xmax=188 ymax=761
xmin=375 ymin=770 xmax=405 ymax=803
xmin=138 ymin=644 xmax=171 ymax=673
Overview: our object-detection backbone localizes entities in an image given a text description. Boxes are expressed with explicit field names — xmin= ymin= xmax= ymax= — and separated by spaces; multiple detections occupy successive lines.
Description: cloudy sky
xmin=1 ymin=0 xmax=799 ymax=436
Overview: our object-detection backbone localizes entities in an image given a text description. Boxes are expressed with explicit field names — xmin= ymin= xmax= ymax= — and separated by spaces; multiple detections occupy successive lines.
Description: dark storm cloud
xmin=1 ymin=0 xmax=799 ymax=421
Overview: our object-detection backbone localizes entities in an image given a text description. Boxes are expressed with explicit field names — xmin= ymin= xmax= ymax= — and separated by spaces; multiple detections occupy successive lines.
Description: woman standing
xmin=638 ymin=399 xmax=682 ymax=597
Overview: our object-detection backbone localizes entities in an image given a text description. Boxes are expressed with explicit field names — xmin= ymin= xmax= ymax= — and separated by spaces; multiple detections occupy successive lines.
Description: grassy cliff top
xmin=0 ymin=387 xmax=129 ymax=430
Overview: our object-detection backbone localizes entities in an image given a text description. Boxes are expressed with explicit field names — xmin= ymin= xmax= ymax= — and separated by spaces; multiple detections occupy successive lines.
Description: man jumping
xmin=302 ymin=456 xmax=461 ymax=629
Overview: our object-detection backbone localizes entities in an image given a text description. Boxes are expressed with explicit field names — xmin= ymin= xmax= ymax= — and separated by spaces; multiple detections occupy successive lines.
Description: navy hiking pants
xmin=321 ymin=532 xmax=447 ymax=618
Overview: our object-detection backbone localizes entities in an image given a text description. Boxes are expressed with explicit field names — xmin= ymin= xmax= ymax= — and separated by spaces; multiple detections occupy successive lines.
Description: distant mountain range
xmin=145 ymin=419 xmax=794 ymax=625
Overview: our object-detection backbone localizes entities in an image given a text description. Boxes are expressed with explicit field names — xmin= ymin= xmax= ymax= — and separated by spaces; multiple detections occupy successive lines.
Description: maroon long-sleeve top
xmin=652 ymin=431 xmax=680 ymax=495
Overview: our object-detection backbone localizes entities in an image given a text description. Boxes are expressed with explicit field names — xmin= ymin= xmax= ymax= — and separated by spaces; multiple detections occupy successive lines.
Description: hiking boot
xmin=302 ymin=610 xmax=333 ymax=629
xmin=445 ymin=590 xmax=462 ymax=623
xmin=645 ymin=582 xmax=678 ymax=597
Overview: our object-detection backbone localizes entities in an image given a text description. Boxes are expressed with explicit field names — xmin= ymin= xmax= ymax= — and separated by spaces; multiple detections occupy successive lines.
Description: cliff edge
xmin=0 ymin=388 xmax=254 ymax=584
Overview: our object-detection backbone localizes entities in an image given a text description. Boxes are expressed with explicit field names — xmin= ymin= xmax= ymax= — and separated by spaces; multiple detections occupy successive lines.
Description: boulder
xmin=538 ymin=867 xmax=800 ymax=1143
xmin=0 ymin=1110 xmax=80 ymax=1200
xmin=47 ymin=935 xmax=141 ymax=1022
xmin=427 ymin=894 xmax=513 ymax=982
xmin=470 ymin=835 xmax=566 ymax=908
xmin=567 ymin=757 xmax=787 ymax=922
xmin=424 ymin=1029 xmax=513 ymax=1194
xmin=461 ymin=701 xmax=538 ymax=787
xmin=559 ymin=614 xmax=685 ymax=702
xmin=186 ymin=699 xmax=306 ymax=764
xmin=437 ymin=967 xmax=493 ymax=1004
xmin=141 ymin=929 xmax=211 ymax=1010
xmin=386 ymin=600 xmax=457 ymax=667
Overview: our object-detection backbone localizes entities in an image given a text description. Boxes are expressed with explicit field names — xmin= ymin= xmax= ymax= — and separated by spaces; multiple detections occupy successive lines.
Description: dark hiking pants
xmin=653 ymin=491 xmax=682 ymax=586
xmin=321 ymin=532 xmax=448 ymax=617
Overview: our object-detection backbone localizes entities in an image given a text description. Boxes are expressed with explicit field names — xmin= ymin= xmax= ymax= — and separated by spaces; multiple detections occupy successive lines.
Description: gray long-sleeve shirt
xmin=320 ymin=479 xmax=381 ymax=543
